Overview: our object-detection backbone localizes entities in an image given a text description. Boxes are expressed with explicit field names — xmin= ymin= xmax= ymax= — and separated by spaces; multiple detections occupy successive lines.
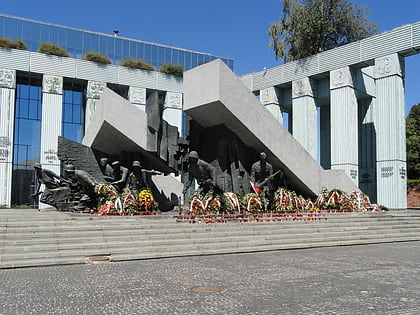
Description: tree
xmin=268 ymin=0 xmax=377 ymax=62
xmin=406 ymin=104 xmax=420 ymax=179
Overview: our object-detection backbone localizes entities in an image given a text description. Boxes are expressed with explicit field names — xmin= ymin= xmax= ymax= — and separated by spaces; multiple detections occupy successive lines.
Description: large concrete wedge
xmin=82 ymin=87 xmax=172 ymax=173
xmin=184 ymin=59 xmax=357 ymax=197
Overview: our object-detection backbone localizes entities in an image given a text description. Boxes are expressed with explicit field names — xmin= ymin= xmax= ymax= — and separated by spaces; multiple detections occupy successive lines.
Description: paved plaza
xmin=1 ymin=241 xmax=419 ymax=315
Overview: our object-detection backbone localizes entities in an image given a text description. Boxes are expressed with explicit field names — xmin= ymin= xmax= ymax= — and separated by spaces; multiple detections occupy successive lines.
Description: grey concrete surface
xmin=184 ymin=60 xmax=357 ymax=198
xmin=1 ymin=241 xmax=419 ymax=314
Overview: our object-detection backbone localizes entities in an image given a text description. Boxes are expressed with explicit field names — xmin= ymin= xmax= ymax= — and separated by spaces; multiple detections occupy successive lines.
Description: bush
xmin=120 ymin=59 xmax=155 ymax=71
xmin=0 ymin=37 xmax=27 ymax=50
xmin=37 ymin=43 xmax=69 ymax=57
xmin=160 ymin=63 xmax=183 ymax=76
xmin=83 ymin=51 xmax=111 ymax=64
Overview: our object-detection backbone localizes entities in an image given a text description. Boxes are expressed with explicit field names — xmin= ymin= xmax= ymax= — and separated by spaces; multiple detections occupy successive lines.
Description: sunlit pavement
xmin=1 ymin=241 xmax=419 ymax=314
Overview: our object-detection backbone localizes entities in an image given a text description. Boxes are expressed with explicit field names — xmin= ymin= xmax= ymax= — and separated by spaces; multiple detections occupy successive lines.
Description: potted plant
xmin=0 ymin=37 xmax=27 ymax=50
xmin=82 ymin=52 xmax=111 ymax=64
xmin=159 ymin=63 xmax=183 ymax=76
xmin=120 ymin=59 xmax=155 ymax=71
xmin=37 ymin=43 xmax=69 ymax=57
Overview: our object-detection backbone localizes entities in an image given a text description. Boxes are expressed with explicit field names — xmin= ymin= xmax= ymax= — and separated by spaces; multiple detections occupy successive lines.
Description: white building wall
xmin=374 ymin=54 xmax=407 ymax=209
xmin=260 ymin=87 xmax=283 ymax=124
xmin=0 ymin=69 xmax=16 ymax=207
xmin=163 ymin=92 xmax=183 ymax=133
xmin=39 ymin=75 xmax=63 ymax=208
xmin=291 ymin=78 xmax=317 ymax=159
xmin=330 ymin=67 xmax=359 ymax=184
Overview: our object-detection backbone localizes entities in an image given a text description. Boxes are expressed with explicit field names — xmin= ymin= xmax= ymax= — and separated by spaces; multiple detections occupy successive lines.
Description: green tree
xmin=406 ymin=104 xmax=420 ymax=179
xmin=268 ymin=0 xmax=377 ymax=62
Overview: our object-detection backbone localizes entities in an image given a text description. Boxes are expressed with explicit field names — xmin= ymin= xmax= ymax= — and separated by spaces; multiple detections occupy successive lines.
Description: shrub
xmin=37 ymin=43 xmax=69 ymax=57
xmin=120 ymin=59 xmax=155 ymax=71
xmin=160 ymin=63 xmax=183 ymax=76
xmin=14 ymin=40 xmax=27 ymax=50
xmin=83 ymin=51 xmax=111 ymax=64
xmin=0 ymin=37 xmax=27 ymax=50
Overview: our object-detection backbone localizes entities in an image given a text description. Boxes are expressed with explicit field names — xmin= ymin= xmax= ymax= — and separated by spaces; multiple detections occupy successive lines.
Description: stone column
xmin=39 ymin=75 xmax=63 ymax=208
xmin=163 ymin=92 xmax=183 ymax=132
xmin=85 ymin=80 xmax=106 ymax=133
xmin=128 ymin=86 xmax=146 ymax=112
xmin=329 ymin=67 xmax=359 ymax=184
xmin=291 ymin=78 xmax=317 ymax=159
xmin=358 ymin=97 xmax=377 ymax=202
xmin=260 ymin=87 xmax=283 ymax=124
xmin=374 ymin=54 xmax=406 ymax=209
xmin=0 ymin=69 xmax=16 ymax=207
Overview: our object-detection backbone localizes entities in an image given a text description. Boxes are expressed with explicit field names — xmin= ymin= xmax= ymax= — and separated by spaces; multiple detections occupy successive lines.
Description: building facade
xmin=0 ymin=14 xmax=233 ymax=208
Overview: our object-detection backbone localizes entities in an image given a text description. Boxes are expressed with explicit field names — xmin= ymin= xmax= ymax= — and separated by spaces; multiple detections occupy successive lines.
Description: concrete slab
xmin=184 ymin=59 xmax=358 ymax=197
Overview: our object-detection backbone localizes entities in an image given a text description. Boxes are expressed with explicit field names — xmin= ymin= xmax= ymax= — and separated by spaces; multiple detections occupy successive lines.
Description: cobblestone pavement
xmin=1 ymin=241 xmax=419 ymax=315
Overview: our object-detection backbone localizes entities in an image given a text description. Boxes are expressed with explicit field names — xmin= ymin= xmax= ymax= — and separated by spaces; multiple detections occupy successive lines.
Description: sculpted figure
xmin=31 ymin=163 xmax=66 ymax=208
xmin=183 ymin=151 xmax=218 ymax=195
xmin=250 ymin=152 xmax=283 ymax=206
xmin=111 ymin=161 xmax=129 ymax=192
xmin=99 ymin=157 xmax=113 ymax=181
xmin=250 ymin=152 xmax=273 ymax=187
xmin=64 ymin=164 xmax=98 ymax=209
xmin=126 ymin=160 xmax=162 ymax=199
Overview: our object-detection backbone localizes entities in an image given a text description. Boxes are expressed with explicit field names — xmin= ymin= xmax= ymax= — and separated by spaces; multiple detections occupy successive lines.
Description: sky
xmin=1 ymin=0 xmax=419 ymax=114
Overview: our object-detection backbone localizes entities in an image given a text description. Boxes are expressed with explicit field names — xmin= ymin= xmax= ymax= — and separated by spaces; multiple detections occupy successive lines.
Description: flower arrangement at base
xmin=223 ymin=192 xmax=241 ymax=213
xmin=241 ymin=193 xmax=264 ymax=212
xmin=94 ymin=184 xmax=158 ymax=215
xmin=138 ymin=188 xmax=157 ymax=213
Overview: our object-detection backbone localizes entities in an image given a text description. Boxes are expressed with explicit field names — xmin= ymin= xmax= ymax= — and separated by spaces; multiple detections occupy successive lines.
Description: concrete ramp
xmin=82 ymin=87 xmax=172 ymax=173
xmin=184 ymin=59 xmax=357 ymax=197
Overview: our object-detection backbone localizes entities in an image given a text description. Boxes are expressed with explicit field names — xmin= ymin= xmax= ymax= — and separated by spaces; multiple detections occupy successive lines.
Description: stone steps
xmin=1 ymin=209 xmax=420 ymax=268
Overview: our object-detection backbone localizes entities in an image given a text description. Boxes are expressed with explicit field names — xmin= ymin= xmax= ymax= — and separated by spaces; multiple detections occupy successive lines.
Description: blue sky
xmin=2 ymin=0 xmax=419 ymax=114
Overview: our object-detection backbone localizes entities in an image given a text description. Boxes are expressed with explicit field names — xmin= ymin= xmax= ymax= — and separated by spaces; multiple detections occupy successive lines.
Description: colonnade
xmin=259 ymin=53 xmax=407 ymax=209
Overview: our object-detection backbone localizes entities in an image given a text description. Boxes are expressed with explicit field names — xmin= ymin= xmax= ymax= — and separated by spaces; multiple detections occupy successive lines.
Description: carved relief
xmin=43 ymin=149 xmax=58 ymax=164
xmin=381 ymin=166 xmax=394 ymax=178
xmin=129 ymin=87 xmax=146 ymax=105
xmin=330 ymin=67 xmax=353 ymax=89
xmin=43 ymin=75 xmax=63 ymax=94
xmin=260 ymin=87 xmax=279 ymax=105
xmin=399 ymin=167 xmax=406 ymax=179
xmin=0 ymin=69 xmax=16 ymax=89
xmin=87 ymin=81 xmax=106 ymax=99
xmin=292 ymin=78 xmax=314 ymax=98
xmin=0 ymin=136 xmax=10 ymax=161
xmin=165 ymin=92 xmax=183 ymax=109
xmin=374 ymin=54 xmax=403 ymax=78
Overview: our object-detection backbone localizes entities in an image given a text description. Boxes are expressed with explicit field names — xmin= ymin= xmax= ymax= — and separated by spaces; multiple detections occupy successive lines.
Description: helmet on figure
xmin=188 ymin=151 xmax=199 ymax=159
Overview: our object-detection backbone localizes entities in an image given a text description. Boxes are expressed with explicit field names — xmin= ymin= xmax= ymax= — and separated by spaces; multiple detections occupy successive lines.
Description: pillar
xmin=330 ymin=67 xmax=359 ymax=184
xmin=374 ymin=54 xmax=407 ymax=209
xmin=163 ymin=92 xmax=183 ymax=133
xmin=39 ymin=75 xmax=63 ymax=208
xmin=128 ymin=86 xmax=146 ymax=112
xmin=291 ymin=78 xmax=317 ymax=159
xmin=85 ymin=80 xmax=106 ymax=133
xmin=260 ymin=87 xmax=283 ymax=124
xmin=0 ymin=69 xmax=16 ymax=207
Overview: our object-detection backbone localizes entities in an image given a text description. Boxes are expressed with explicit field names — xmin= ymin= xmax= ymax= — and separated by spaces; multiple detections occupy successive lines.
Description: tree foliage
xmin=268 ymin=0 xmax=377 ymax=62
xmin=407 ymin=104 xmax=420 ymax=179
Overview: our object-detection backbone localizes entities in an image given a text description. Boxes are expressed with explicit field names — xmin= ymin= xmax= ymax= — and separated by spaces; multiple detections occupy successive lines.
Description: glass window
xmin=62 ymin=82 xmax=84 ymax=143
xmin=39 ymin=24 xmax=50 ymax=43
xmin=171 ymin=49 xmax=179 ymax=65
xmin=128 ymin=41 xmax=136 ymax=58
xmin=12 ymin=80 xmax=42 ymax=208
xmin=121 ymin=39 xmax=129 ymax=59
